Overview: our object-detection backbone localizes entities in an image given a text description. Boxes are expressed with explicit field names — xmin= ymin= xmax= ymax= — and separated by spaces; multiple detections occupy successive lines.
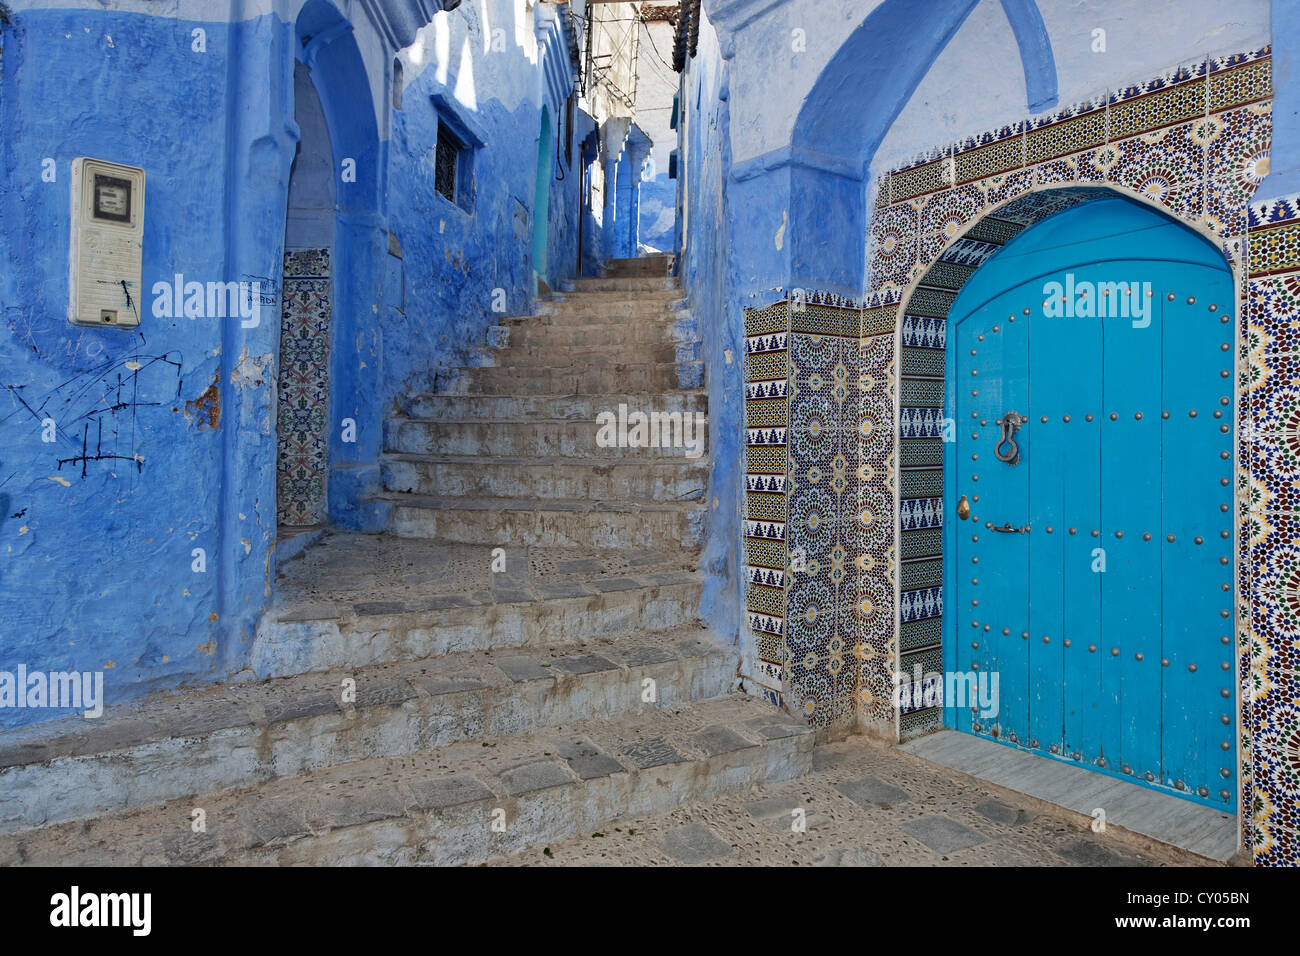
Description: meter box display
xmin=68 ymin=158 xmax=145 ymax=327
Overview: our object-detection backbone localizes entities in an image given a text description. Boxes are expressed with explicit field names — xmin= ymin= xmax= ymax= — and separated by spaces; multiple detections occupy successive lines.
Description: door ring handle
xmin=994 ymin=411 xmax=1028 ymax=466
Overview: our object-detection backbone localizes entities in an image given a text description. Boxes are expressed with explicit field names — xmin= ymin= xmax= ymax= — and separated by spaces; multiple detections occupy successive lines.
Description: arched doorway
xmin=533 ymin=107 xmax=552 ymax=283
xmin=273 ymin=0 xmax=384 ymax=537
xmin=934 ymin=193 xmax=1236 ymax=809
xmin=277 ymin=59 xmax=336 ymax=528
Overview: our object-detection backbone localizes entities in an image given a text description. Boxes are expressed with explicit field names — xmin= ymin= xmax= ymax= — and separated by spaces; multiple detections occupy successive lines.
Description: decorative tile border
xmin=277 ymin=248 xmax=332 ymax=528
xmin=747 ymin=46 xmax=1298 ymax=863
xmin=879 ymin=46 xmax=1272 ymax=212
xmin=1245 ymin=192 xmax=1300 ymax=866
xmin=744 ymin=301 xmax=790 ymax=709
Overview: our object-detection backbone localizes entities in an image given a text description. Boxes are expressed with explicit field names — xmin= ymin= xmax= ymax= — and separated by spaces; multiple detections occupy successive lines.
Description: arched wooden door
xmin=946 ymin=197 xmax=1236 ymax=810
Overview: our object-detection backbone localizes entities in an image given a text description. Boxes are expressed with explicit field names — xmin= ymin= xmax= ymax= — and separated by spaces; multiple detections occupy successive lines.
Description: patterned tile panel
xmin=1245 ymin=192 xmax=1300 ymax=866
xmin=277 ymin=248 xmax=331 ymax=527
xmin=744 ymin=301 xmax=791 ymax=708
xmin=881 ymin=50 xmax=1271 ymax=207
xmin=784 ymin=307 xmax=864 ymax=727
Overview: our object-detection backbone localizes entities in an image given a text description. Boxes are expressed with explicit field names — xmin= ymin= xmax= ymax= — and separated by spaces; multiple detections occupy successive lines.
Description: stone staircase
xmin=0 ymin=255 xmax=813 ymax=866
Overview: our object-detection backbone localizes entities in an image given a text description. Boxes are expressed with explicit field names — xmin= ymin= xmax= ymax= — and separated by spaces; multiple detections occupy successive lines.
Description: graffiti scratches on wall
xmin=3 ymin=352 xmax=184 ymax=478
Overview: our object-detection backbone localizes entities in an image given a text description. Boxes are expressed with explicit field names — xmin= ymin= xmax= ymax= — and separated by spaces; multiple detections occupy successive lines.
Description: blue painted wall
xmin=638 ymin=172 xmax=676 ymax=251
xmin=386 ymin=0 xmax=585 ymax=399
xmin=0 ymin=8 xmax=285 ymax=728
xmin=679 ymin=13 xmax=746 ymax=663
xmin=0 ymin=1 xmax=592 ymax=730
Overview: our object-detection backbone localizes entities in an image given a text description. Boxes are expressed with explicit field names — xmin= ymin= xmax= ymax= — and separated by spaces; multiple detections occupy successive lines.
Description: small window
xmin=435 ymin=121 xmax=463 ymax=204
xmin=392 ymin=58 xmax=404 ymax=110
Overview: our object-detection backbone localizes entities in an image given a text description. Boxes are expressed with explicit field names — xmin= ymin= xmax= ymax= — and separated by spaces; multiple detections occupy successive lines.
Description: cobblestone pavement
xmin=491 ymin=735 xmax=1221 ymax=866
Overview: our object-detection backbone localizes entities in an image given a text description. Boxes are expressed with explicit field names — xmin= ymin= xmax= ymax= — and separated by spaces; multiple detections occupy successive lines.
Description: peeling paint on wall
xmin=185 ymin=373 xmax=220 ymax=430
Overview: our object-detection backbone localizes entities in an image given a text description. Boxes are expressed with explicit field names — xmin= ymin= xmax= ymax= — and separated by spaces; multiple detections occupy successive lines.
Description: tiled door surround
xmin=744 ymin=48 xmax=1299 ymax=863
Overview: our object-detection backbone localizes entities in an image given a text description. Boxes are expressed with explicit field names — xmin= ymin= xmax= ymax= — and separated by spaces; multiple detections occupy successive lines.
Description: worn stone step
xmin=0 ymin=629 xmax=733 ymax=835
xmin=604 ymin=254 xmax=671 ymax=278
xmin=381 ymin=454 xmax=708 ymax=501
xmin=486 ymin=340 xmax=699 ymax=366
xmin=444 ymin=361 xmax=704 ymax=394
xmin=563 ymin=276 xmax=677 ymax=293
xmin=254 ymin=586 xmax=703 ymax=680
xmin=503 ymin=320 xmax=698 ymax=348
xmin=0 ymin=695 xmax=813 ymax=865
xmin=381 ymin=493 xmax=706 ymax=549
xmin=529 ymin=298 xmax=682 ymax=321
xmin=254 ymin=534 xmax=705 ymax=676
xmin=383 ymin=418 xmax=708 ymax=459
xmin=401 ymin=391 xmax=707 ymax=421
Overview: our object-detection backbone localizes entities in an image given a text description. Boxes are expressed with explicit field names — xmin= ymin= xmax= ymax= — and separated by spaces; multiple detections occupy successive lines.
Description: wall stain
xmin=186 ymin=372 xmax=220 ymax=430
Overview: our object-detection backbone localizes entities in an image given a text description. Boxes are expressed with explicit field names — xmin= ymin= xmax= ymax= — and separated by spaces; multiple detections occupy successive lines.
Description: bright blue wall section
xmin=386 ymin=87 xmax=546 ymax=398
xmin=0 ymin=8 xmax=288 ymax=728
xmin=1264 ymin=0 xmax=1300 ymax=196
xmin=638 ymin=172 xmax=676 ymax=251
xmin=0 ymin=2 xmax=589 ymax=730
xmin=544 ymin=105 xmax=585 ymax=290
xmin=681 ymin=19 xmax=744 ymax=654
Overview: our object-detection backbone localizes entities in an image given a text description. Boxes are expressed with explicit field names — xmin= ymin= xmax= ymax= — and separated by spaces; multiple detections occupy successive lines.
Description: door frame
xmin=889 ymin=183 xmax=1243 ymax=838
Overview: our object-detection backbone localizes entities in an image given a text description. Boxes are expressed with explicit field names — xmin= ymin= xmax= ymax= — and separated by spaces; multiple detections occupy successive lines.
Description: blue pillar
xmin=1262 ymin=0 xmax=1300 ymax=196
xmin=622 ymin=124 xmax=653 ymax=257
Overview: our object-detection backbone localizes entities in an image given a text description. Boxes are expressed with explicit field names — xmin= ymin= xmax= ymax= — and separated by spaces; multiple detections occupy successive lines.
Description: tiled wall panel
xmin=746 ymin=46 xmax=1296 ymax=862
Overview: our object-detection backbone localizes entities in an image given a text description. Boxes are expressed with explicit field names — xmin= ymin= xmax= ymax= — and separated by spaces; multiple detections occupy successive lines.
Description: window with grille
xmin=435 ymin=121 xmax=462 ymax=204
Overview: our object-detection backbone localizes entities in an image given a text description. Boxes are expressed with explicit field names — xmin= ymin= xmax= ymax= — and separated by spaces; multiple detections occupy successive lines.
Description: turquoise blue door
xmin=944 ymin=197 xmax=1236 ymax=810
xmin=532 ymin=107 xmax=552 ymax=281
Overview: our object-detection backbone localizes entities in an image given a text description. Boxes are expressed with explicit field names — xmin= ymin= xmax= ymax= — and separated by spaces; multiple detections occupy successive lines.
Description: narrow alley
xmin=0 ymin=0 xmax=1297 ymax=897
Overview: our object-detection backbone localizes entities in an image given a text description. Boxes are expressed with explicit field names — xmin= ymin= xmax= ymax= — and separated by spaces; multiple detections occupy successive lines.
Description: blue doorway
xmin=532 ymin=107 xmax=552 ymax=282
xmin=943 ymin=196 xmax=1236 ymax=811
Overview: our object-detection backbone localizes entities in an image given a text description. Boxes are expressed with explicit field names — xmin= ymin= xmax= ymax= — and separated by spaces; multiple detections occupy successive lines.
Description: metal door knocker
xmin=994 ymin=411 xmax=1028 ymax=466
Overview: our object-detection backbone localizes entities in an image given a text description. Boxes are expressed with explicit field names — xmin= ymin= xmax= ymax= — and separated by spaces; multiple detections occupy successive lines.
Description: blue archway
xmin=290 ymin=0 xmax=388 ymax=530
xmin=784 ymin=0 xmax=1057 ymax=295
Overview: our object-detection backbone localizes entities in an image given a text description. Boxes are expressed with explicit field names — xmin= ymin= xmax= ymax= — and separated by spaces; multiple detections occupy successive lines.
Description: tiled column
xmin=1244 ymin=194 xmax=1300 ymax=865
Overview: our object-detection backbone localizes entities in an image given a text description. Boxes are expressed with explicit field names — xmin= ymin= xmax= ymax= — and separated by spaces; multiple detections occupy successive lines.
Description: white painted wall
xmin=874 ymin=0 xmax=1270 ymax=174
xmin=634 ymin=16 xmax=680 ymax=180
xmin=712 ymin=0 xmax=1270 ymax=168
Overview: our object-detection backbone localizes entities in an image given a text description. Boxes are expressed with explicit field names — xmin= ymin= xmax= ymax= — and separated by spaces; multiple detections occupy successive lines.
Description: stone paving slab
xmin=0 ymin=694 xmax=812 ymax=866
xmin=660 ymin=823 xmax=733 ymax=864
xmin=901 ymin=730 xmax=1239 ymax=862
xmin=491 ymin=736 xmax=1222 ymax=867
xmin=273 ymin=532 xmax=700 ymax=619
xmin=900 ymin=815 xmax=988 ymax=855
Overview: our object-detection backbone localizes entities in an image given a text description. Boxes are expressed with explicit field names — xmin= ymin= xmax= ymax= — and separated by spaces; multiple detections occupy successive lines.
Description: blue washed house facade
xmin=0 ymin=0 xmax=647 ymax=721
xmin=669 ymin=0 xmax=1300 ymax=865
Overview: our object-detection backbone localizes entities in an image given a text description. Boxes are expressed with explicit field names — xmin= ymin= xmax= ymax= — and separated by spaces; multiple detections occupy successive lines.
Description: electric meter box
xmin=68 ymin=158 xmax=145 ymax=327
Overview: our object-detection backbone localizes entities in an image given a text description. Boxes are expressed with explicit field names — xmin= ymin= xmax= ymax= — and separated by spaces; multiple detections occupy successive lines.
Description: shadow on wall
xmin=639 ymin=172 xmax=677 ymax=251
